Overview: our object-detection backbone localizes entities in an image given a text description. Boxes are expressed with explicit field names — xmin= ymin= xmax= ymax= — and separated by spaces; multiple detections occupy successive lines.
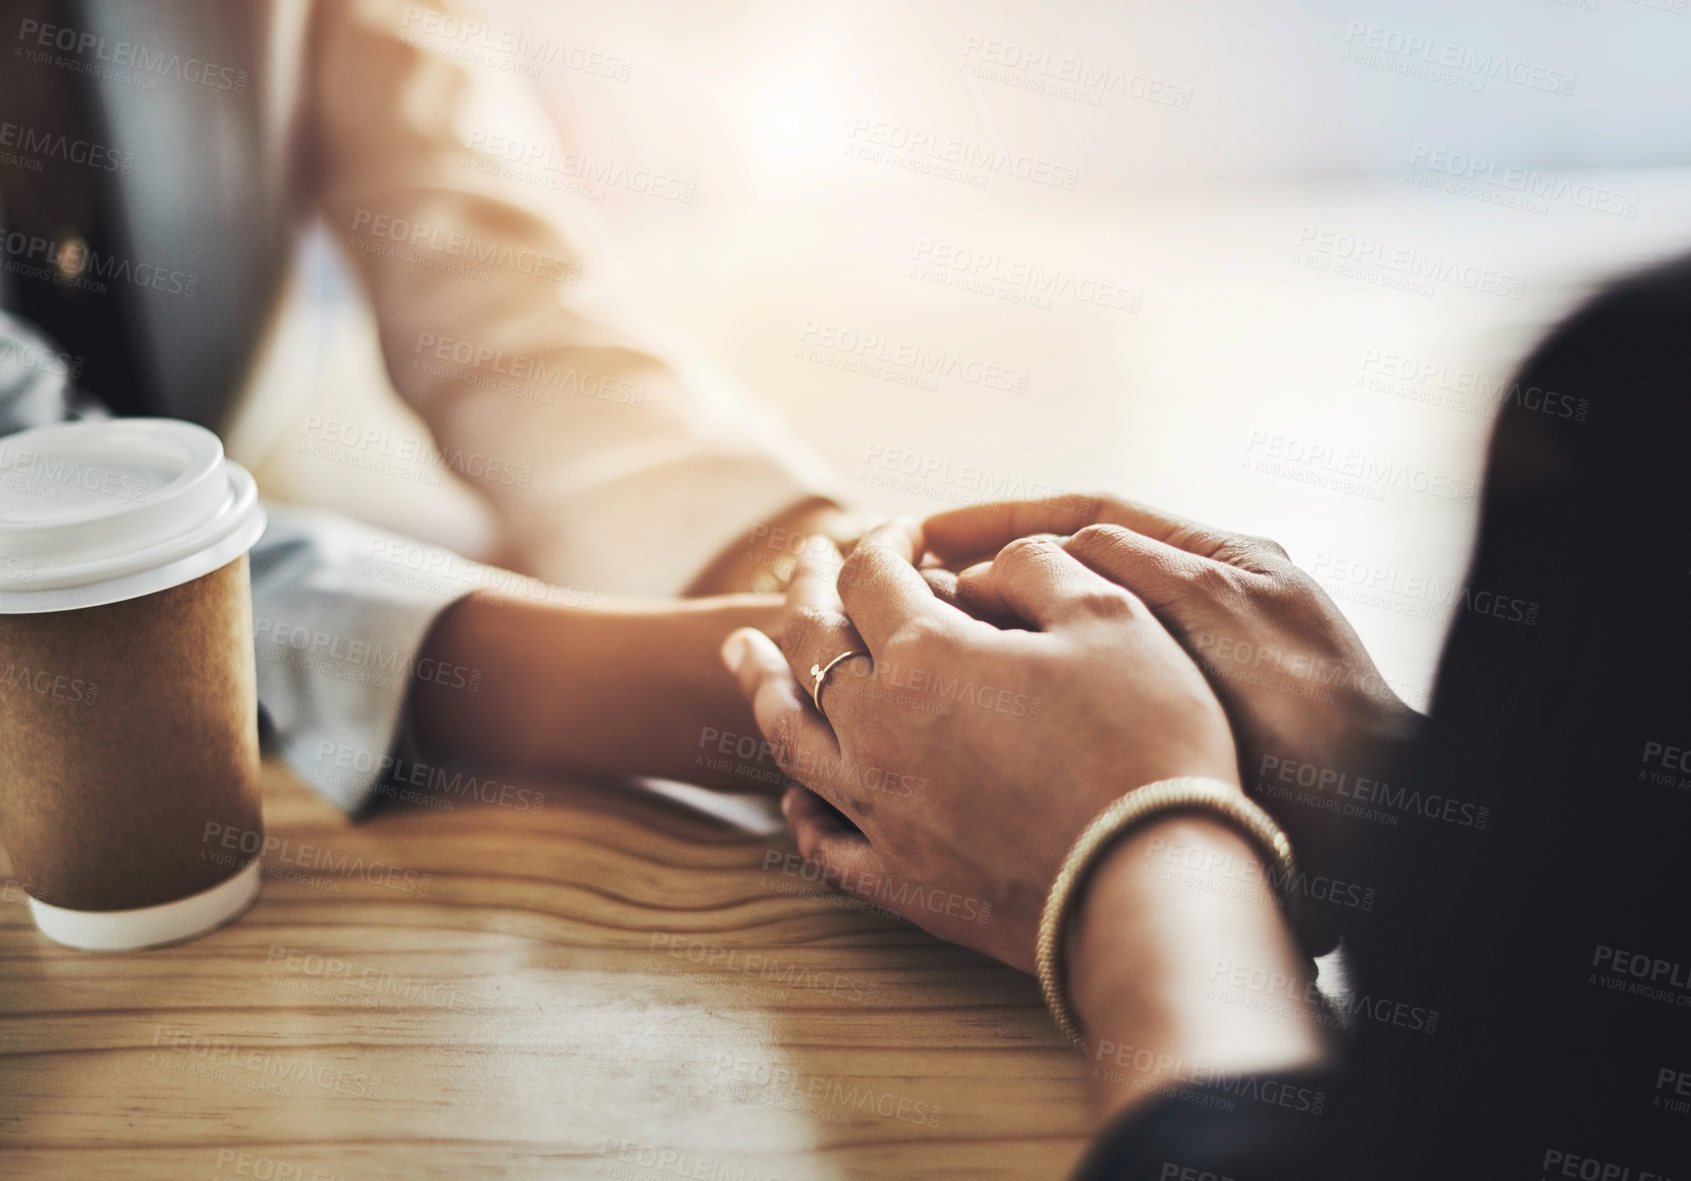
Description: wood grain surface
xmin=0 ymin=759 xmax=1092 ymax=1179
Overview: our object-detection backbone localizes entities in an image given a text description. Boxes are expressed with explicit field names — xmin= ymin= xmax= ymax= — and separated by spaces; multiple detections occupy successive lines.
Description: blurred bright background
xmin=253 ymin=0 xmax=1691 ymax=709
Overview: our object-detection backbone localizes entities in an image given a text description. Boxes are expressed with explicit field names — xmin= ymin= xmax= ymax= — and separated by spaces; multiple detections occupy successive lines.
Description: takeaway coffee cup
xmin=0 ymin=419 xmax=267 ymax=950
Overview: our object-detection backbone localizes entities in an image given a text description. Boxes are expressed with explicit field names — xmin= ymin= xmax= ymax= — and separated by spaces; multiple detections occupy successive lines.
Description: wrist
xmin=633 ymin=596 xmax=788 ymax=787
xmin=1040 ymin=778 xmax=1281 ymax=1042
xmin=596 ymin=595 xmax=783 ymax=722
xmin=1067 ymin=814 xmax=1269 ymax=1030
xmin=411 ymin=591 xmax=782 ymax=782
xmin=1064 ymin=812 xmax=1333 ymax=1120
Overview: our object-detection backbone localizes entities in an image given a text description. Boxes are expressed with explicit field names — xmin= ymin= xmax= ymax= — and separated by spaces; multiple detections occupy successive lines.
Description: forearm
xmin=1068 ymin=815 xmax=1336 ymax=1123
xmin=309 ymin=0 xmax=839 ymax=595
xmin=409 ymin=590 xmax=783 ymax=786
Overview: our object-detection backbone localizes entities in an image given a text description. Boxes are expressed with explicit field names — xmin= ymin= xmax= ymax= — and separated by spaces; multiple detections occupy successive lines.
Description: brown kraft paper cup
xmin=0 ymin=417 xmax=268 ymax=949
xmin=0 ymin=555 xmax=263 ymax=917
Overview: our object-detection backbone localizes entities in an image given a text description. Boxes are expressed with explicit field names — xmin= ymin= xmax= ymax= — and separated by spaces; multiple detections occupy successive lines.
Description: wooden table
xmin=0 ymin=759 xmax=1091 ymax=1179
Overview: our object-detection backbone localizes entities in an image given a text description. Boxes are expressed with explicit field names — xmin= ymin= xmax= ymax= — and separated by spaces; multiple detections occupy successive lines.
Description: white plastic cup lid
xmin=0 ymin=418 xmax=266 ymax=613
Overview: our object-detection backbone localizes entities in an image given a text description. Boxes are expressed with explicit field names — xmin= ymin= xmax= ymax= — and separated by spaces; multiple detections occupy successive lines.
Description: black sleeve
xmin=1071 ymin=1071 xmax=1342 ymax=1181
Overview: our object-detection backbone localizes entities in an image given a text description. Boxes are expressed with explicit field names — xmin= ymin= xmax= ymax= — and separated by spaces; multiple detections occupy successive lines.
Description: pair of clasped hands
xmin=720 ymin=495 xmax=1421 ymax=1096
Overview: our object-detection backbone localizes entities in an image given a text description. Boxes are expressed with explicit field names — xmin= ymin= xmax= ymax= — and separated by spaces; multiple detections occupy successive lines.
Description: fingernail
xmin=721 ymin=628 xmax=753 ymax=673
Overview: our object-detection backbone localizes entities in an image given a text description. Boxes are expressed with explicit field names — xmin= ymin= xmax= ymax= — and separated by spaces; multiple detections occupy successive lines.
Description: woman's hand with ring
xmin=722 ymin=519 xmax=1239 ymax=973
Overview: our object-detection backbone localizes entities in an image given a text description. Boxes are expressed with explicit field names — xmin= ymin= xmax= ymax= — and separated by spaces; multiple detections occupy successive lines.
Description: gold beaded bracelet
xmin=1035 ymin=777 xmax=1297 ymax=1048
